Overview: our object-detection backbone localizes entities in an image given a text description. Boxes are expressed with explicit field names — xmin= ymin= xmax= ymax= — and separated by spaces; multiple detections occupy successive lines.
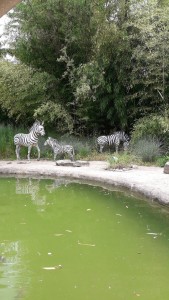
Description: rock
xmin=56 ymin=160 xmax=73 ymax=166
xmin=55 ymin=160 xmax=89 ymax=167
xmin=164 ymin=161 xmax=169 ymax=174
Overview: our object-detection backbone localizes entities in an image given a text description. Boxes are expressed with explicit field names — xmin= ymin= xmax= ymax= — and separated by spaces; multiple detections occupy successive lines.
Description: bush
xmin=131 ymin=114 xmax=169 ymax=153
xmin=156 ymin=155 xmax=169 ymax=167
xmin=107 ymin=152 xmax=142 ymax=169
xmin=0 ymin=124 xmax=17 ymax=159
xmin=131 ymin=137 xmax=161 ymax=162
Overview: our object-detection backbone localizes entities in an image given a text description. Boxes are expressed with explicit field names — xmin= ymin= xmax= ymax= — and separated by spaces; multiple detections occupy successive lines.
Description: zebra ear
xmin=41 ymin=121 xmax=44 ymax=125
xmin=35 ymin=120 xmax=40 ymax=125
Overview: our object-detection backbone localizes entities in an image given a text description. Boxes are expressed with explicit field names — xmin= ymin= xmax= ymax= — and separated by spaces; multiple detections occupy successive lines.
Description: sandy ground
xmin=0 ymin=159 xmax=168 ymax=205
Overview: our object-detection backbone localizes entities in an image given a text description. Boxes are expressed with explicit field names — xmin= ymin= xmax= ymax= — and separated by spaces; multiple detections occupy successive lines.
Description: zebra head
xmin=44 ymin=137 xmax=51 ymax=147
xmin=30 ymin=120 xmax=45 ymax=136
xmin=122 ymin=132 xmax=130 ymax=150
xmin=117 ymin=131 xmax=129 ymax=142
xmin=44 ymin=137 xmax=59 ymax=147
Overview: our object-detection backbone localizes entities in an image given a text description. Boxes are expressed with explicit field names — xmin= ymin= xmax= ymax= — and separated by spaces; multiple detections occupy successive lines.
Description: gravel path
xmin=0 ymin=160 xmax=168 ymax=205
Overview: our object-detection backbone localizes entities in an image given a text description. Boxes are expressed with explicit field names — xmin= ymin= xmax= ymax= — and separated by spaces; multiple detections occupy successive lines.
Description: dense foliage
xmin=0 ymin=0 xmax=169 ymax=137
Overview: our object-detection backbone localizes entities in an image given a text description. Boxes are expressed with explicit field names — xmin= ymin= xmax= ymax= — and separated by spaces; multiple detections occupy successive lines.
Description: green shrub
xmin=0 ymin=124 xmax=16 ymax=159
xmin=131 ymin=137 xmax=161 ymax=162
xmin=156 ymin=155 xmax=169 ymax=167
xmin=107 ymin=152 xmax=142 ymax=169
xmin=131 ymin=114 xmax=169 ymax=153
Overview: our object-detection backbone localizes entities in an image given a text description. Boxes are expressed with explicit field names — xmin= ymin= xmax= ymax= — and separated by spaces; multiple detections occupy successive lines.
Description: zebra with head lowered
xmin=44 ymin=137 xmax=75 ymax=161
xmin=14 ymin=120 xmax=45 ymax=161
xmin=97 ymin=131 xmax=129 ymax=153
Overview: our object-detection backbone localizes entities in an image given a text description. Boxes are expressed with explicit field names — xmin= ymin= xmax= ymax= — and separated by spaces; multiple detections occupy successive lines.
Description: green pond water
xmin=0 ymin=177 xmax=169 ymax=300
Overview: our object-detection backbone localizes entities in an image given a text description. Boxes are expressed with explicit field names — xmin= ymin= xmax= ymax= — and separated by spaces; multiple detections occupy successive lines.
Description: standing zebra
xmin=97 ymin=131 xmax=129 ymax=153
xmin=44 ymin=137 xmax=75 ymax=161
xmin=14 ymin=120 xmax=45 ymax=160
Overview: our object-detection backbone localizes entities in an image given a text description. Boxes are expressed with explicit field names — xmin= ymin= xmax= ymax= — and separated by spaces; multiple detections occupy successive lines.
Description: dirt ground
xmin=0 ymin=159 xmax=168 ymax=205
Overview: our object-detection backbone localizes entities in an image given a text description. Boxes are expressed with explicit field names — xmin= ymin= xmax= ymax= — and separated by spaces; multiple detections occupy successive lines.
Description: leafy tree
xmin=69 ymin=0 xmax=133 ymax=133
xmin=5 ymin=0 xmax=97 ymax=133
xmin=3 ymin=0 xmax=169 ymax=136
xmin=0 ymin=60 xmax=73 ymax=131
xmin=127 ymin=0 xmax=169 ymax=120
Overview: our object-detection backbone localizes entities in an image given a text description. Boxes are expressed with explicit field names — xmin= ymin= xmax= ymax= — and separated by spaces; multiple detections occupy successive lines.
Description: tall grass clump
xmin=63 ymin=135 xmax=95 ymax=159
xmin=131 ymin=114 xmax=169 ymax=154
xmin=131 ymin=137 xmax=161 ymax=163
xmin=0 ymin=124 xmax=16 ymax=158
xmin=0 ymin=124 xmax=30 ymax=159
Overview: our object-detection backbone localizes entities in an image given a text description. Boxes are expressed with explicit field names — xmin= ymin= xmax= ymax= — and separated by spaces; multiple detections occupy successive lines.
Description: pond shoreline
xmin=0 ymin=160 xmax=168 ymax=205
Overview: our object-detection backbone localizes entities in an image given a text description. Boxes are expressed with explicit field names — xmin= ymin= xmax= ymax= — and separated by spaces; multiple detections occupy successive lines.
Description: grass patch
xmin=0 ymin=124 xmax=168 ymax=167
xmin=131 ymin=137 xmax=161 ymax=163
xmin=107 ymin=152 xmax=142 ymax=169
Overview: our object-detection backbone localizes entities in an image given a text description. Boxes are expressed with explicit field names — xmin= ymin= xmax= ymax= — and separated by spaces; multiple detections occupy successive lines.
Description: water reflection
xmin=45 ymin=178 xmax=71 ymax=193
xmin=1 ymin=177 xmax=169 ymax=300
xmin=0 ymin=241 xmax=29 ymax=299
xmin=16 ymin=178 xmax=46 ymax=208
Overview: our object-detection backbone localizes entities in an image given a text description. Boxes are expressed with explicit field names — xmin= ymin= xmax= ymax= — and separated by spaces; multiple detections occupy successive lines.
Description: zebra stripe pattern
xmin=14 ymin=120 xmax=45 ymax=160
xmin=97 ymin=131 xmax=129 ymax=153
xmin=44 ymin=137 xmax=75 ymax=161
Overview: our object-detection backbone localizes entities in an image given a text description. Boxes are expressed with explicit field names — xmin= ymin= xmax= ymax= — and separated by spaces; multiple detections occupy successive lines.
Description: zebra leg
xmin=100 ymin=145 xmax=104 ymax=153
xmin=71 ymin=153 xmax=75 ymax=161
xmin=15 ymin=145 xmax=20 ymax=160
xmin=70 ymin=153 xmax=74 ymax=161
xmin=54 ymin=152 xmax=57 ymax=161
xmin=27 ymin=145 xmax=32 ymax=160
xmin=54 ymin=149 xmax=59 ymax=161
xmin=115 ymin=144 xmax=119 ymax=154
xmin=36 ymin=145 xmax=41 ymax=161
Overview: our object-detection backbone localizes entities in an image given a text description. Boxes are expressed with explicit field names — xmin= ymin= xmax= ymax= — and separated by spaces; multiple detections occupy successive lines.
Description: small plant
xmin=131 ymin=137 xmax=161 ymax=163
xmin=156 ymin=155 xmax=169 ymax=167
xmin=107 ymin=152 xmax=141 ymax=169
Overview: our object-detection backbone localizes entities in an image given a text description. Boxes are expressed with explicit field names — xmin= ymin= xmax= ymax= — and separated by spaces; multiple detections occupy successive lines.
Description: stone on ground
xmin=55 ymin=160 xmax=89 ymax=167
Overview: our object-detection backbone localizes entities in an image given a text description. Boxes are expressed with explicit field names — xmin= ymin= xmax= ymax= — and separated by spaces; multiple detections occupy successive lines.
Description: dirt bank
xmin=0 ymin=160 xmax=168 ymax=205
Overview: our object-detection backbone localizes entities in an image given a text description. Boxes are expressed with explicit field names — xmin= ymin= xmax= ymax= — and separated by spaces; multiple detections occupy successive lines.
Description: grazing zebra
xmin=44 ymin=137 xmax=75 ymax=161
xmin=14 ymin=120 xmax=45 ymax=161
xmin=97 ymin=131 xmax=129 ymax=153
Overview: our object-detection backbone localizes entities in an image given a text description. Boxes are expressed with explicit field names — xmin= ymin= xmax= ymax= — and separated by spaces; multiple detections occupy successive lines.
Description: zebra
xmin=14 ymin=120 xmax=45 ymax=161
xmin=97 ymin=131 xmax=129 ymax=153
xmin=44 ymin=137 xmax=75 ymax=161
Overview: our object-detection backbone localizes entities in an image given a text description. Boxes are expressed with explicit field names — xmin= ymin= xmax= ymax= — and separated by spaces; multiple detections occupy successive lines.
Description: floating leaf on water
xmin=116 ymin=214 xmax=122 ymax=217
xmin=86 ymin=208 xmax=91 ymax=211
xmin=133 ymin=291 xmax=141 ymax=297
xmin=43 ymin=265 xmax=62 ymax=270
xmin=146 ymin=232 xmax=162 ymax=236
xmin=43 ymin=267 xmax=56 ymax=270
xmin=78 ymin=240 xmax=95 ymax=247
xmin=54 ymin=233 xmax=64 ymax=237
xmin=65 ymin=230 xmax=72 ymax=233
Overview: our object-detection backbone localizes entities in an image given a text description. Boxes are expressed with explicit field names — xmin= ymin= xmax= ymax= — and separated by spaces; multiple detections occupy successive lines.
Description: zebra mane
xmin=29 ymin=120 xmax=41 ymax=132
xmin=48 ymin=137 xmax=59 ymax=144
